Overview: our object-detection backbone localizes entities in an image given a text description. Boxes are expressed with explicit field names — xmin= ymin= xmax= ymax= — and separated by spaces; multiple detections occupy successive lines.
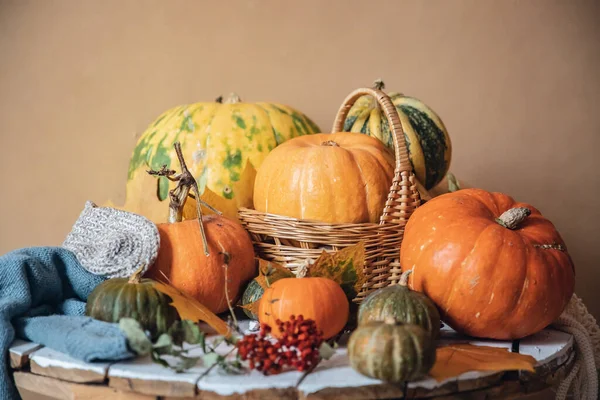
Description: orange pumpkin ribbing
xmin=253 ymin=132 xmax=395 ymax=224
xmin=258 ymin=277 xmax=349 ymax=339
xmin=145 ymin=215 xmax=256 ymax=314
xmin=400 ymin=188 xmax=575 ymax=340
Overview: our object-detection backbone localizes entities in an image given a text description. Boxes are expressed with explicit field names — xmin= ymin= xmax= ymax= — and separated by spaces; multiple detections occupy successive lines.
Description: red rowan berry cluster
xmin=236 ymin=315 xmax=324 ymax=375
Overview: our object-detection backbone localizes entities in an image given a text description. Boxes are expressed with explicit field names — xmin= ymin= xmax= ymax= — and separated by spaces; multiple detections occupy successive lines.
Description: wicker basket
xmin=238 ymin=87 xmax=421 ymax=303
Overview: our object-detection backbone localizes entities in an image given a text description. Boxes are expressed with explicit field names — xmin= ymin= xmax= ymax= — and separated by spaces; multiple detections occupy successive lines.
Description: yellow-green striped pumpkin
xmin=114 ymin=94 xmax=320 ymax=222
xmin=341 ymin=82 xmax=451 ymax=190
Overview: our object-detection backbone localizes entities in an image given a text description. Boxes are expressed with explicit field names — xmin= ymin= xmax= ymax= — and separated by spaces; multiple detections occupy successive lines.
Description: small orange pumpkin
xmin=145 ymin=215 xmax=256 ymax=314
xmin=258 ymin=277 xmax=349 ymax=339
xmin=400 ymin=188 xmax=575 ymax=340
xmin=253 ymin=132 xmax=395 ymax=224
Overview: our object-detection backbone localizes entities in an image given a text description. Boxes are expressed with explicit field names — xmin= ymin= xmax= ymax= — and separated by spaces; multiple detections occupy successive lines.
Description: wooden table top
xmin=10 ymin=325 xmax=575 ymax=400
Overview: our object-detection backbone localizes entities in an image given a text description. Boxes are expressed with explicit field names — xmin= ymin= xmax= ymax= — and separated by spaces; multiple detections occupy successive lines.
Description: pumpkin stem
xmin=447 ymin=173 xmax=460 ymax=192
xmin=128 ymin=264 xmax=146 ymax=284
xmin=496 ymin=207 xmax=531 ymax=230
xmin=147 ymin=142 xmax=211 ymax=255
xmin=399 ymin=269 xmax=413 ymax=287
xmin=373 ymin=79 xmax=386 ymax=91
xmin=321 ymin=140 xmax=340 ymax=147
xmin=223 ymin=93 xmax=242 ymax=104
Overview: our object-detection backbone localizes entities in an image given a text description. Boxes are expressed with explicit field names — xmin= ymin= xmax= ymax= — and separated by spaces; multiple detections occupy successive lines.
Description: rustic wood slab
xmin=14 ymin=372 xmax=156 ymax=400
xmin=11 ymin=327 xmax=575 ymax=399
xmin=108 ymin=354 xmax=206 ymax=397
xmin=9 ymin=340 xmax=43 ymax=369
xmin=29 ymin=347 xmax=113 ymax=383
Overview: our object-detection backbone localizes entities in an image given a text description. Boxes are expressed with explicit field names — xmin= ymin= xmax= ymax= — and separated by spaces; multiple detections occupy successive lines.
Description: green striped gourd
xmin=112 ymin=93 xmax=321 ymax=222
xmin=348 ymin=320 xmax=436 ymax=382
xmin=341 ymin=80 xmax=451 ymax=190
xmin=358 ymin=270 xmax=441 ymax=339
xmin=85 ymin=268 xmax=180 ymax=339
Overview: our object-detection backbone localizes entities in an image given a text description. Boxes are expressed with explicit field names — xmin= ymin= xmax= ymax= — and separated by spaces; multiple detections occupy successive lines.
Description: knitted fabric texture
xmin=552 ymin=294 xmax=600 ymax=400
xmin=63 ymin=201 xmax=160 ymax=278
xmin=0 ymin=247 xmax=134 ymax=400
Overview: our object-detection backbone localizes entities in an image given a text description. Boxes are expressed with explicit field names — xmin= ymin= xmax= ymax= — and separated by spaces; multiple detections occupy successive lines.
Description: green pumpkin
xmin=341 ymin=80 xmax=451 ymax=190
xmin=348 ymin=320 xmax=436 ymax=383
xmin=241 ymin=279 xmax=264 ymax=319
xmin=358 ymin=270 xmax=441 ymax=339
xmin=85 ymin=269 xmax=180 ymax=339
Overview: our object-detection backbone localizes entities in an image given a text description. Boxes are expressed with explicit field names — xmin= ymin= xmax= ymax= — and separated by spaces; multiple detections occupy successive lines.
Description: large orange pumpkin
xmin=145 ymin=215 xmax=256 ymax=314
xmin=258 ymin=277 xmax=349 ymax=339
xmin=400 ymin=188 xmax=575 ymax=340
xmin=253 ymin=132 xmax=395 ymax=224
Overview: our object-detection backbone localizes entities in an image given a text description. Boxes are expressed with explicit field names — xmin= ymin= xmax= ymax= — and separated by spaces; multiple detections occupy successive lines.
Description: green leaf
xmin=174 ymin=355 xmax=201 ymax=373
xmin=308 ymin=241 xmax=367 ymax=302
xmin=168 ymin=320 xmax=205 ymax=347
xmin=318 ymin=342 xmax=336 ymax=360
xmin=153 ymin=333 xmax=173 ymax=349
xmin=119 ymin=318 xmax=152 ymax=356
xmin=202 ymin=352 xmax=221 ymax=367
xmin=157 ymin=176 xmax=169 ymax=201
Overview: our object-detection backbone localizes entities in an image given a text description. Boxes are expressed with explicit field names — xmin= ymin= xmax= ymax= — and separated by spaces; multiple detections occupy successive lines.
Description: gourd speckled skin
xmin=348 ymin=321 xmax=436 ymax=383
xmin=253 ymin=132 xmax=395 ymax=224
xmin=258 ymin=277 xmax=349 ymax=339
xmin=358 ymin=270 xmax=441 ymax=339
xmin=401 ymin=188 xmax=576 ymax=340
xmin=86 ymin=274 xmax=179 ymax=339
xmin=342 ymin=88 xmax=451 ymax=190
xmin=121 ymin=94 xmax=320 ymax=222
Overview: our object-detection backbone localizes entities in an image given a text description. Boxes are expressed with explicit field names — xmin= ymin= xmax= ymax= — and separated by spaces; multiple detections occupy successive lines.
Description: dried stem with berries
xmin=236 ymin=315 xmax=327 ymax=376
xmin=147 ymin=141 xmax=221 ymax=255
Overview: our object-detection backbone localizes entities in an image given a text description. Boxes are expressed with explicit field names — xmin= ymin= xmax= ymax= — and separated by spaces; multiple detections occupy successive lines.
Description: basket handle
xmin=332 ymin=87 xmax=420 ymax=225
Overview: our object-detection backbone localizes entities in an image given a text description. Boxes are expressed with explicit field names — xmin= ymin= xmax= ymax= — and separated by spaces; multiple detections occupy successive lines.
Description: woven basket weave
xmin=238 ymin=87 xmax=421 ymax=303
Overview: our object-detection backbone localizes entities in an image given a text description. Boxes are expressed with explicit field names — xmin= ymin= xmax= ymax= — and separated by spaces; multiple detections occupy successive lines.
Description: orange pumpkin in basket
xmin=400 ymin=188 xmax=575 ymax=340
xmin=258 ymin=277 xmax=349 ymax=339
xmin=145 ymin=215 xmax=256 ymax=314
xmin=253 ymin=132 xmax=395 ymax=224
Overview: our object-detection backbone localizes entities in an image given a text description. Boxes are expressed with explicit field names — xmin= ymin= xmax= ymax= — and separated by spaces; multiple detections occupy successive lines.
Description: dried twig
xmin=147 ymin=142 xmax=211 ymax=255
xmin=218 ymin=241 xmax=239 ymax=330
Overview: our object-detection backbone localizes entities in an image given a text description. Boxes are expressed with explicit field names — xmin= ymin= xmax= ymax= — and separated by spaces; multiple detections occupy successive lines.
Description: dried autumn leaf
xmin=240 ymin=259 xmax=294 ymax=317
xmin=308 ymin=241 xmax=367 ymax=300
xmin=151 ymin=281 xmax=231 ymax=337
xmin=182 ymin=161 xmax=257 ymax=222
xmin=429 ymin=343 xmax=536 ymax=382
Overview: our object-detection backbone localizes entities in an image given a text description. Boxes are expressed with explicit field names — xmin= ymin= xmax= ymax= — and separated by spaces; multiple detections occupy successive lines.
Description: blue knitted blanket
xmin=0 ymin=247 xmax=135 ymax=400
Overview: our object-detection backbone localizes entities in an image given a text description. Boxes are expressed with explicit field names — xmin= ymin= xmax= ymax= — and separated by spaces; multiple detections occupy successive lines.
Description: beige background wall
xmin=1 ymin=0 xmax=599 ymax=320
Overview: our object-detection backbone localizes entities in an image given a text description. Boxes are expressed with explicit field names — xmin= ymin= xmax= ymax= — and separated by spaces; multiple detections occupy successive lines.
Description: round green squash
xmin=348 ymin=320 xmax=436 ymax=383
xmin=341 ymin=80 xmax=451 ymax=190
xmin=85 ymin=269 xmax=180 ymax=339
xmin=358 ymin=270 xmax=441 ymax=339
xmin=241 ymin=279 xmax=264 ymax=319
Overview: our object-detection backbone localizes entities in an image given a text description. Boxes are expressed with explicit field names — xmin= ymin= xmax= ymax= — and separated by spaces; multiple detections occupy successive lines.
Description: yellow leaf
xmin=182 ymin=160 xmax=257 ymax=222
xmin=308 ymin=242 xmax=367 ymax=301
xmin=150 ymin=280 xmax=232 ymax=337
xmin=429 ymin=343 xmax=536 ymax=382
